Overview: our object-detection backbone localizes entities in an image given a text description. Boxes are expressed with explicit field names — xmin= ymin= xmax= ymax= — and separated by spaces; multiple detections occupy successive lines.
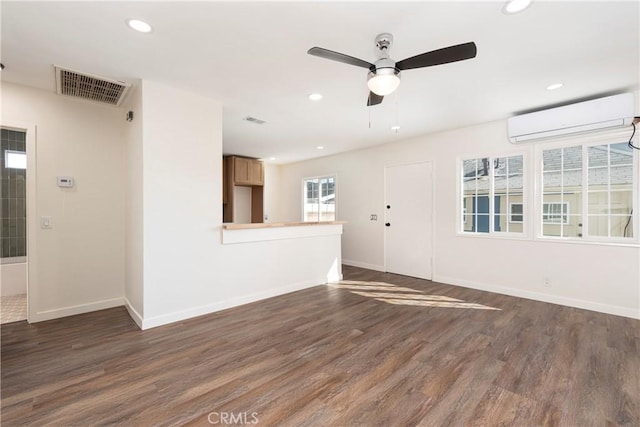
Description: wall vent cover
xmin=54 ymin=66 xmax=131 ymax=106
xmin=243 ymin=116 xmax=267 ymax=125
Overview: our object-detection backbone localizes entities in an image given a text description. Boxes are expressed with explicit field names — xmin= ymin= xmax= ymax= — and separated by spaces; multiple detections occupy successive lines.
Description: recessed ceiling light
xmin=502 ymin=0 xmax=532 ymax=14
xmin=546 ymin=82 xmax=564 ymax=91
xmin=316 ymin=146 xmax=324 ymax=150
xmin=269 ymin=157 xmax=276 ymax=161
xmin=309 ymin=93 xmax=323 ymax=101
xmin=127 ymin=19 xmax=152 ymax=33
xmin=391 ymin=125 xmax=401 ymax=131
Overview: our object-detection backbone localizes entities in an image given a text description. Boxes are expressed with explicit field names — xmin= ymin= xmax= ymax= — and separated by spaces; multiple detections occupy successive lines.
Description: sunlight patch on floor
xmin=330 ymin=280 xmax=421 ymax=293
xmin=330 ymin=280 xmax=501 ymax=311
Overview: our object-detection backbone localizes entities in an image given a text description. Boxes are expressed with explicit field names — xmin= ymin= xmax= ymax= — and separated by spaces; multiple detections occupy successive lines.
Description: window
xmin=509 ymin=203 xmax=523 ymax=223
xmin=542 ymin=202 xmax=569 ymax=224
xmin=461 ymin=154 xmax=524 ymax=234
xmin=4 ymin=150 xmax=26 ymax=169
xmin=541 ymin=141 xmax=636 ymax=239
xmin=303 ymin=176 xmax=335 ymax=222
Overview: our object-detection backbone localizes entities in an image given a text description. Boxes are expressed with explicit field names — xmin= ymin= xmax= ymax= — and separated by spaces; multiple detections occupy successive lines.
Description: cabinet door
xmin=233 ymin=157 xmax=251 ymax=185
xmin=222 ymin=158 xmax=228 ymax=204
xmin=249 ymin=160 xmax=264 ymax=186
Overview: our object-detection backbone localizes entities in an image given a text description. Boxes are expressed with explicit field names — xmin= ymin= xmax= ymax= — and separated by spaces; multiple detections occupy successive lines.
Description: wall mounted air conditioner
xmin=507 ymin=93 xmax=635 ymax=143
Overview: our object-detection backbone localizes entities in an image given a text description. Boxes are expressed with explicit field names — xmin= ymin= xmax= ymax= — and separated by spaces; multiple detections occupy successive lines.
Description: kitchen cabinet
xmin=223 ymin=156 xmax=264 ymax=223
xmin=233 ymin=156 xmax=263 ymax=186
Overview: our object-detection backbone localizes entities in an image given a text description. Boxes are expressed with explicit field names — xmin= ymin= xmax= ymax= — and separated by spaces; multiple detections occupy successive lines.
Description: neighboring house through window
xmin=541 ymin=141 xmax=635 ymax=239
xmin=461 ymin=154 xmax=524 ymax=234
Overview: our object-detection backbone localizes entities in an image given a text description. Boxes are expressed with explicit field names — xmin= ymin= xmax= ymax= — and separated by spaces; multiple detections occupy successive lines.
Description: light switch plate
xmin=41 ymin=216 xmax=52 ymax=229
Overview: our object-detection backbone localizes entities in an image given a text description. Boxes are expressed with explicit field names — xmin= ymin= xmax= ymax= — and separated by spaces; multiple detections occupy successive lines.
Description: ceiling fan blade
xmin=367 ymin=92 xmax=384 ymax=106
xmin=395 ymin=42 xmax=477 ymax=71
xmin=308 ymin=47 xmax=375 ymax=70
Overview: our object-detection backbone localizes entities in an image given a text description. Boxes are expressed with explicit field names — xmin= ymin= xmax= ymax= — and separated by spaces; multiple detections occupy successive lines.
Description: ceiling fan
xmin=308 ymin=33 xmax=477 ymax=106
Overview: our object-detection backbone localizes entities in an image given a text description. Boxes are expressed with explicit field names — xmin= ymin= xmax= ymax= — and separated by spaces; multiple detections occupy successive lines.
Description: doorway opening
xmin=1 ymin=128 xmax=28 ymax=324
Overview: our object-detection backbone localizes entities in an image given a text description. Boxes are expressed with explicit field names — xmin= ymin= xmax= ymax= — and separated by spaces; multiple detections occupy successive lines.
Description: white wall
xmin=263 ymin=162 xmax=282 ymax=222
xmin=233 ymin=186 xmax=252 ymax=224
xmin=133 ymin=81 xmax=342 ymax=329
xmin=2 ymin=80 xmax=341 ymax=329
xmin=1 ymin=82 xmax=125 ymax=321
xmin=280 ymin=119 xmax=640 ymax=318
xmin=1 ymin=263 xmax=27 ymax=296
xmin=122 ymin=83 xmax=144 ymax=319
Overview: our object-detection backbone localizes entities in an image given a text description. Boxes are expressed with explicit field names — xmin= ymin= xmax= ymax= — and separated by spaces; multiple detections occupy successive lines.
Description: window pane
xmin=588 ymin=191 xmax=608 ymax=215
xmin=564 ymin=215 xmax=582 ymax=237
xmin=588 ymin=167 xmax=608 ymax=187
xmin=510 ymin=203 xmax=523 ymax=223
xmin=508 ymin=155 xmax=523 ymax=175
xmin=588 ymin=145 xmax=608 ymax=168
xmin=463 ymin=159 xmax=478 ymax=179
xmin=543 ymin=149 xmax=561 ymax=171
xmin=588 ymin=215 xmax=608 ymax=237
xmin=543 ymin=223 xmax=562 ymax=237
xmin=611 ymin=165 xmax=633 ymax=186
xmin=563 ymin=169 xmax=581 ymax=188
xmin=611 ymin=190 xmax=633 ymax=214
xmin=319 ymin=177 xmax=335 ymax=221
xmin=543 ymin=171 xmax=560 ymax=189
xmin=476 ymin=214 xmax=490 ymax=233
xmin=611 ymin=215 xmax=633 ymax=238
xmin=610 ymin=142 xmax=633 ymax=166
xmin=303 ymin=178 xmax=320 ymax=221
xmin=465 ymin=214 xmax=476 ymax=232
xmin=563 ymin=146 xmax=582 ymax=170
xmin=494 ymin=157 xmax=506 ymax=177
xmin=4 ymin=150 xmax=26 ymax=169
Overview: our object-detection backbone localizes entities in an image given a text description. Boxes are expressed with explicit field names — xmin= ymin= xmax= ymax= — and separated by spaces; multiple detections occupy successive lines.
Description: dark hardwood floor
xmin=2 ymin=265 xmax=638 ymax=426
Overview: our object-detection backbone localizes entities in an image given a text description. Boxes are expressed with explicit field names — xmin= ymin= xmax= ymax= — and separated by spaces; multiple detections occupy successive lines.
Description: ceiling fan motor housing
xmin=375 ymin=33 xmax=394 ymax=51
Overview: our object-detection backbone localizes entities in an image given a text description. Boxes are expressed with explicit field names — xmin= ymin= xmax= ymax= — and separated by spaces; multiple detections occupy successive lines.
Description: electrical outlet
xmin=543 ymin=277 xmax=551 ymax=287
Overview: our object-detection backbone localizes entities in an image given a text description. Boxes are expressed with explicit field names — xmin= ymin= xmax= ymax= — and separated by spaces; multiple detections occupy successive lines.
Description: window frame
xmin=534 ymin=130 xmax=639 ymax=244
xmin=457 ymin=151 xmax=528 ymax=238
xmin=301 ymin=174 xmax=337 ymax=222
xmin=541 ymin=202 xmax=570 ymax=225
xmin=509 ymin=202 xmax=524 ymax=223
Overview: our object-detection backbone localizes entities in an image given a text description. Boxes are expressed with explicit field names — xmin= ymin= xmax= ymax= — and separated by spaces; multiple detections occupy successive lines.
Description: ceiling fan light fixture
xmin=127 ymin=19 xmax=152 ymax=33
xmin=367 ymin=68 xmax=401 ymax=96
xmin=503 ymin=0 xmax=532 ymax=14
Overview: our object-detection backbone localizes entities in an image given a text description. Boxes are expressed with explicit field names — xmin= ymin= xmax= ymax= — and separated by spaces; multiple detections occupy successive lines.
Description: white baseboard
xmin=31 ymin=297 xmax=125 ymax=323
xmin=140 ymin=278 xmax=329 ymax=330
xmin=433 ymin=274 xmax=640 ymax=320
xmin=342 ymin=259 xmax=385 ymax=272
xmin=124 ymin=298 xmax=143 ymax=329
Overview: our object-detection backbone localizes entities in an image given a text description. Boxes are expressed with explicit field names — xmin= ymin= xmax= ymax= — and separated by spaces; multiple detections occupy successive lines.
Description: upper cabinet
xmin=233 ymin=156 xmax=264 ymax=186
xmin=223 ymin=156 xmax=264 ymax=224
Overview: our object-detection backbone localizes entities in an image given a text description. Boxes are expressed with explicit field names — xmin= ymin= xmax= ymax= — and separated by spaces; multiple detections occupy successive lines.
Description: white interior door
xmin=384 ymin=162 xmax=433 ymax=280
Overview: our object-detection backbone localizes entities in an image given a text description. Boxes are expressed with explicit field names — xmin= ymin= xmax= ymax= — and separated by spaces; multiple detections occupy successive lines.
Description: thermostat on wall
xmin=57 ymin=176 xmax=74 ymax=188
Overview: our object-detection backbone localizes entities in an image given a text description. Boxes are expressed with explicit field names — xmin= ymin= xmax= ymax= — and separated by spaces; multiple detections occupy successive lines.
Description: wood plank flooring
xmin=2 ymin=266 xmax=639 ymax=426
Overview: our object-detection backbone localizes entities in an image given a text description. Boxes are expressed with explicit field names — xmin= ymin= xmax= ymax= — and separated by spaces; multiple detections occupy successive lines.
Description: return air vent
xmin=54 ymin=66 xmax=131 ymax=106
xmin=243 ymin=116 xmax=267 ymax=125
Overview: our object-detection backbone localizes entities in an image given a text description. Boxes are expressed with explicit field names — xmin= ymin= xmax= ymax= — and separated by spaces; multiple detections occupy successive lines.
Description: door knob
xmin=385 ymin=223 xmax=391 ymax=227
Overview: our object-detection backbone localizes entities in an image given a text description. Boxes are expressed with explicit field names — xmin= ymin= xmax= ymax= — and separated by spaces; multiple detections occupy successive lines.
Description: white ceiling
xmin=1 ymin=1 xmax=638 ymax=164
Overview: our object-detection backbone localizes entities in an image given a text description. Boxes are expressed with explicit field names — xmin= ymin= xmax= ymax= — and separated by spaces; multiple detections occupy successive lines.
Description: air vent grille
xmin=55 ymin=66 xmax=131 ymax=106
xmin=243 ymin=116 xmax=267 ymax=125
